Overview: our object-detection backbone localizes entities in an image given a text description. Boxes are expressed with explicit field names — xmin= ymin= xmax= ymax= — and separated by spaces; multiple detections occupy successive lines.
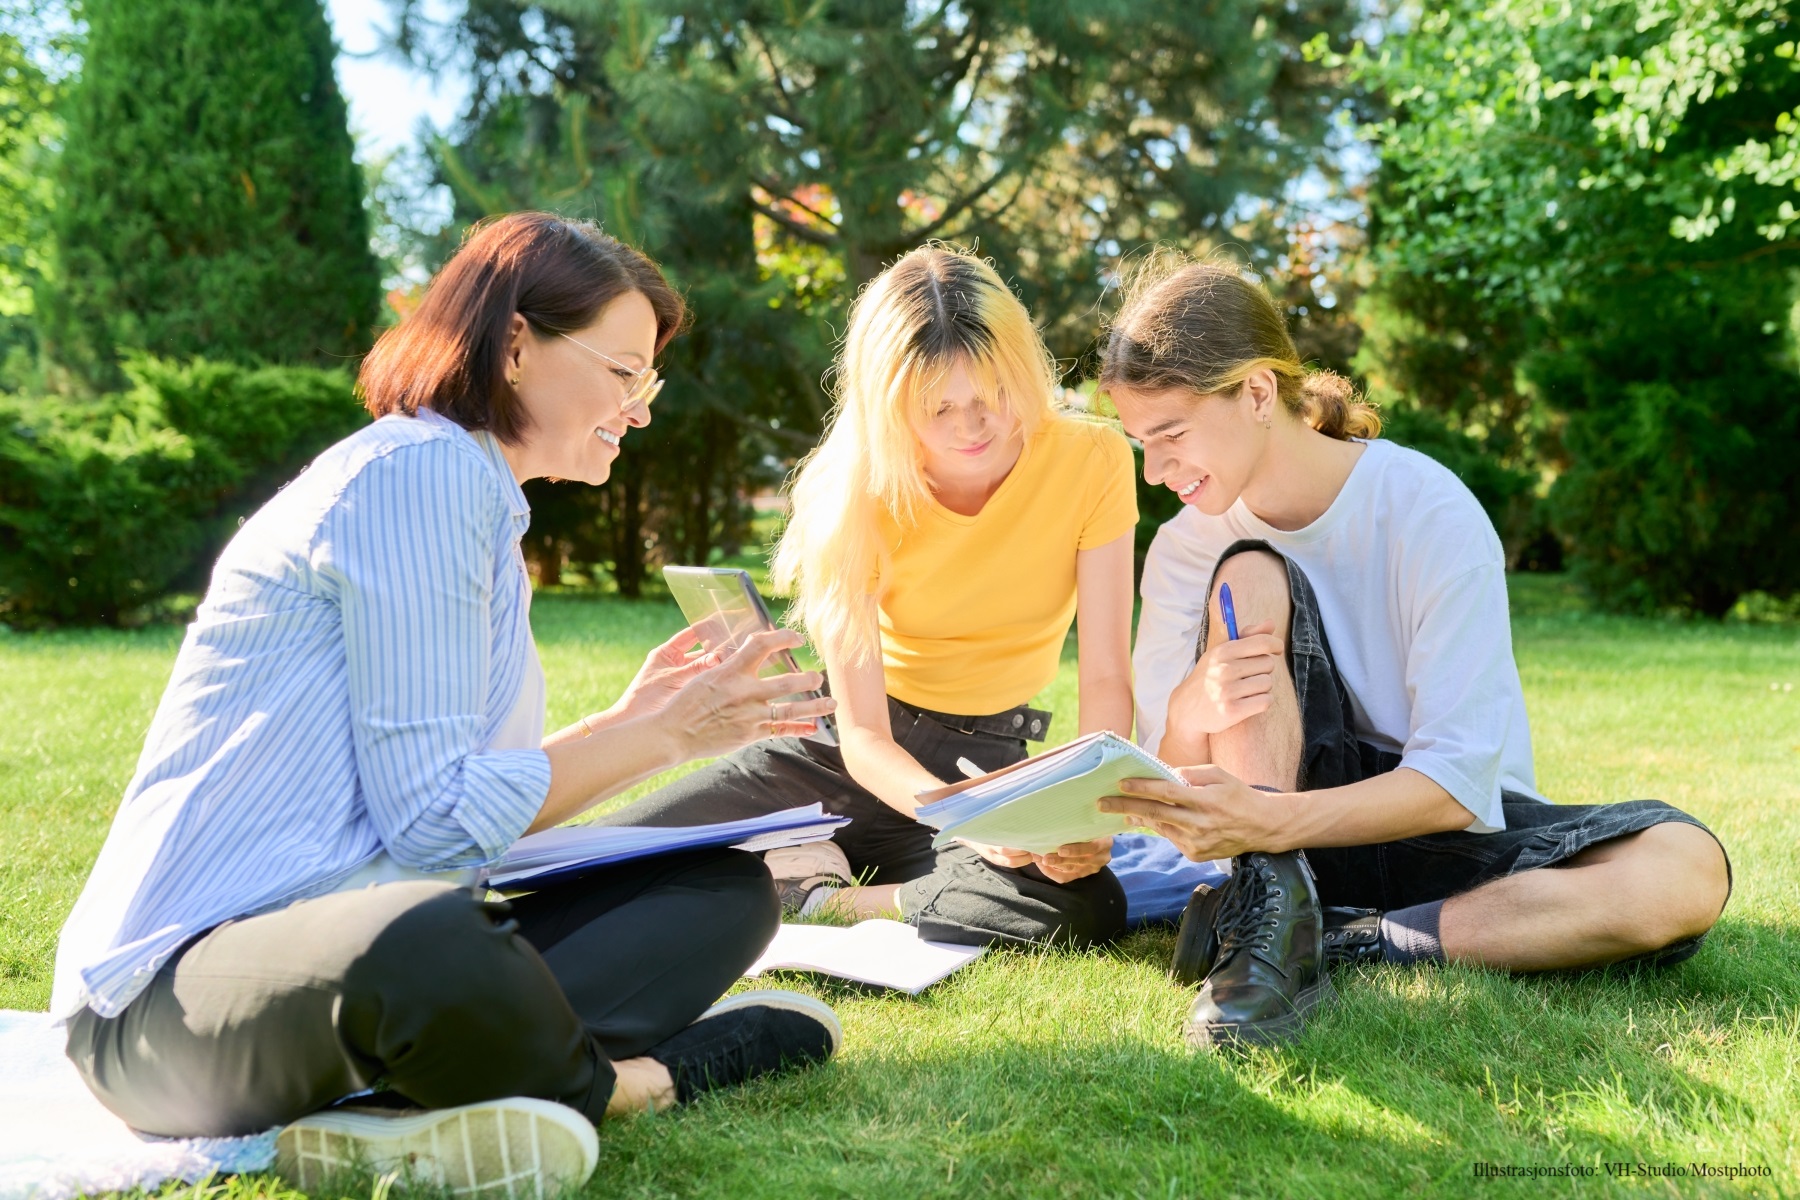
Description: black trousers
xmin=601 ymin=697 xmax=1127 ymax=948
xmin=64 ymin=848 xmax=777 ymax=1138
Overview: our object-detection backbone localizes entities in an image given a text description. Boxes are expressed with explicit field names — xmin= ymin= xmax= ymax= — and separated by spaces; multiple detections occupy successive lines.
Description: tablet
xmin=661 ymin=566 xmax=837 ymax=746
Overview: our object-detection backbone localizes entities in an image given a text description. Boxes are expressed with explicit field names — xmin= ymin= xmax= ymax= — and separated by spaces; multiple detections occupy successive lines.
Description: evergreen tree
xmin=44 ymin=0 xmax=380 ymax=386
xmin=398 ymin=0 xmax=1358 ymax=591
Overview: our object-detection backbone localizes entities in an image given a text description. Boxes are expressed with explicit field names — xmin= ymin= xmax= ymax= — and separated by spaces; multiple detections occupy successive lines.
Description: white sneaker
xmin=275 ymin=1096 xmax=599 ymax=1198
xmin=764 ymin=841 xmax=855 ymax=914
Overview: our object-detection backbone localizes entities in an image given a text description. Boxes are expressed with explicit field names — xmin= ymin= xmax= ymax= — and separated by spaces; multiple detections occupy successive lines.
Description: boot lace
xmin=1212 ymin=855 xmax=1289 ymax=976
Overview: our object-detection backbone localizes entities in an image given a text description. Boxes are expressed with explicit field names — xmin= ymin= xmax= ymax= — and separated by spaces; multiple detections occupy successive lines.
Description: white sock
xmin=798 ymin=886 xmax=840 ymax=917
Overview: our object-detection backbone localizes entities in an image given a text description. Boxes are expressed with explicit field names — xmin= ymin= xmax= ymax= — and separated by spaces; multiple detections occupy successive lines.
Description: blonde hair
xmin=773 ymin=245 xmax=1060 ymax=665
xmin=1100 ymin=252 xmax=1380 ymax=440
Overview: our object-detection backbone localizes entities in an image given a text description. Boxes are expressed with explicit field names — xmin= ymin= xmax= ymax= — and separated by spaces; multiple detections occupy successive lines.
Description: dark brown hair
xmin=1099 ymin=252 xmax=1379 ymax=440
xmin=359 ymin=212 xmax=686 ymax=443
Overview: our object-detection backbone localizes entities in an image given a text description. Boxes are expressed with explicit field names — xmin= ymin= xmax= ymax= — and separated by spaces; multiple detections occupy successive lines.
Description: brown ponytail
xmin=1301 ymin=369 xmax=1381 ymax=439
xmin=1099 ymin=253 xmax=1380 ymax=441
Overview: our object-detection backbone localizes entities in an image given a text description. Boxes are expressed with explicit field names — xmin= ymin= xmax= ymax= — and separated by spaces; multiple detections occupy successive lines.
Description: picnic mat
xmin=0 ymin=1010 xmax=276 ymax=1200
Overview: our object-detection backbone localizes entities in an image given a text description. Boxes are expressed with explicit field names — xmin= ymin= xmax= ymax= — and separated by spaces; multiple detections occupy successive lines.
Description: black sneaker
xmin=647 ymin=990 xmax=841 ymax=1104
xmin=1169 ymin=883 xmax=1222 ymax=987
xmin=1184 ymin=851 xmax=1333 ymax=1050
xmin=1321 ymin=906 xmax=1383 ymax=968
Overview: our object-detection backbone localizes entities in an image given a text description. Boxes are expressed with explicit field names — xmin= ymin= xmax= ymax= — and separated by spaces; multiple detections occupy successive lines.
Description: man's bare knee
xmin=1208 ymin=550 xmax=1291 ymax=651
xmin=1581 ymin=823 xmax=1729 ymax=953
xmin=1634 ymin=822 xmax=1730 ymax=940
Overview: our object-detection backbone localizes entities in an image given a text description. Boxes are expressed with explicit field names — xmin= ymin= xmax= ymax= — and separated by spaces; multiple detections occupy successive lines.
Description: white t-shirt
xmin=1132 ymin=438 xmax=1541 ymax=833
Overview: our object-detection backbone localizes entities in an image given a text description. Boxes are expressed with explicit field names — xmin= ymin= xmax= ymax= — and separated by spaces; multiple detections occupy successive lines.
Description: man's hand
xmin=1167 ymin=620 xmax=1284 ymax=738
xmin=1032 ymin=836 xmax=1113 ymax=884
xmin=1098 ymin=765 xmax=1291 ymax=862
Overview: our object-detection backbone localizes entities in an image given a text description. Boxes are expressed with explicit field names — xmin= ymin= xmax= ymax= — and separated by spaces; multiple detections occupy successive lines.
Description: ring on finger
xmin=768 ymin=700 xmax=781 ymax=728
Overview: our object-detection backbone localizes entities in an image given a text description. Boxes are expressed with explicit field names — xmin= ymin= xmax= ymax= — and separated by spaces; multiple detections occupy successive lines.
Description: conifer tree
xmin=45 ymin=0 xmax=380 ymax=386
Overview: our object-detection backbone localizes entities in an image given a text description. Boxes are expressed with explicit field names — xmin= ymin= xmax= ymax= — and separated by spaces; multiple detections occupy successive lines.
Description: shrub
xmin=1538 ymin=274 xmax=1800 ymax=616
xmin=0 ymin=359 xmax=364 ymax=625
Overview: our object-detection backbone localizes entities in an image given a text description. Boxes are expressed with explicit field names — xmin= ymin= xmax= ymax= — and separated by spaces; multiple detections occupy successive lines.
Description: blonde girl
xmin=605 ymin=245 xmax=1139 ymax=945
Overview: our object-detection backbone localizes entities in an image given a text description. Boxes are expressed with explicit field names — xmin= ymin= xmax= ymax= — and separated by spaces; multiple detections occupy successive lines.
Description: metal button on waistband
xmin=1011 ymin=714 xmax=1023 ymax=728
xmin=1029 ymin=719 xmax=1042 ymax=735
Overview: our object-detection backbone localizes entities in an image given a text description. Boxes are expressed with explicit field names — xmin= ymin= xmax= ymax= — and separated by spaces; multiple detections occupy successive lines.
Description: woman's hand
xmin=1097 ymin=765 xmax=1290 ymax=862
xmin=660 ymin=628 xmax=836 ymax=760
xmin=1166 ymin=620 xmax=1284 ymax=738
xmin=604 ymin=623 xmax=724 ymax=726
xmin=958 ymin=836 xmax=1114 ymax=883
xmin=1032 ymin=836 xmax=1113 ymax=884
xmin=958 ymin=840 xmax=1037 ymax=869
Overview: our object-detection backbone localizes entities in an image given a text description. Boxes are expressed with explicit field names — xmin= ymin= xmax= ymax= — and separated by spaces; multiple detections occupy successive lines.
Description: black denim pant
xmin=1202 ymin=539 xmax=1730 ymax=966
xmin=65 ymin=848 xmax=776 ymax=1137
xmin=601 ymin=697 xmax=1128 ymax=948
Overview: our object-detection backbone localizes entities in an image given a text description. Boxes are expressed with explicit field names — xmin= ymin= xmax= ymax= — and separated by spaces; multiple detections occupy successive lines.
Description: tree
xmin=396 ymin=0 xmax=1360 ymax=591
xmin=1354 ymin=0 xmax=1800 ymax=613
xmin=42 ymin=0 xmax=381 ymax=387
xmin=0 ymin=3 xmax=69 ymax=390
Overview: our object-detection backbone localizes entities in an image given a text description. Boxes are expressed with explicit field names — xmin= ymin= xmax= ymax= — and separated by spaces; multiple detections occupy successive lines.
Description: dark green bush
xmin=1538 ymin=274 xmax=1800 ymax=617
xmin=0 ymin=359 xmax=364 ymax=625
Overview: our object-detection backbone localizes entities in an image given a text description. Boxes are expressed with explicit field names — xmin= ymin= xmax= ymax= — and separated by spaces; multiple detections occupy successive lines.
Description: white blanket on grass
xmin=0 ymin=1011 xmax=276 ymax=1200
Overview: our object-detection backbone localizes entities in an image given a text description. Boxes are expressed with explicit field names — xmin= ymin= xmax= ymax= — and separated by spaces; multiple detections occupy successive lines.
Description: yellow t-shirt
xmin=874 ymin=415 xmax=1138 ymax=714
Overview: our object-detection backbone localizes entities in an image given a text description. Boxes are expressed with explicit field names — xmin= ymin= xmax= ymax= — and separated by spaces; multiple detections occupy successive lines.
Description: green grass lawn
xmin=1 ymin=575 xmax=1796 ymax=1198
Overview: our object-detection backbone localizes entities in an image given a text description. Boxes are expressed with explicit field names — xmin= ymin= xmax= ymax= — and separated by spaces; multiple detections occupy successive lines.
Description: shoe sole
xmin=1185 ymin=974 xmax=1337 ymax=1051
xmin=700 ymin=988 xmax=844 ymax=1055
xmin=275 ymin=1096 xmax=599 ymax=1199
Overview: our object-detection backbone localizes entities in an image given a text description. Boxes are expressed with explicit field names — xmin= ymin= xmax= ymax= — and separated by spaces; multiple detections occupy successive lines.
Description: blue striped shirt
xmin=52 ymin=409 xmax=552 ymax=1021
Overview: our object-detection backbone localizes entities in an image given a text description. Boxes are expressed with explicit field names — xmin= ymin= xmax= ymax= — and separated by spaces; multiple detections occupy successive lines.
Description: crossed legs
xmin=1192 ymin=549 xmax=1730 ymax=973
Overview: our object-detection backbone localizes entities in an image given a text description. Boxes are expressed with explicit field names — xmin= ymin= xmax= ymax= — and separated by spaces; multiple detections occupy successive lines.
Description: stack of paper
xmin=745 ymin=920 xmax=985 ymax=994
xmin=487 ymin=804 xmax=849 ymax=889
xmin=913 ymin=731 xmax=1184 ymax=854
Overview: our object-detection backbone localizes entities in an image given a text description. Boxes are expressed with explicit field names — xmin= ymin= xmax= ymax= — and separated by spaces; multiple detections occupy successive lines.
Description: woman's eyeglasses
xmin=558 ymin=332 xmax=665 ymax=413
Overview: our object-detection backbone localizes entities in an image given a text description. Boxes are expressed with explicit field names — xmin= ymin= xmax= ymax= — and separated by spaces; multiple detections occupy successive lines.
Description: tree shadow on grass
xmin=1094 ymin=915 xmax=1795 ymax=1191
xmin=586 ymin=1035 xmax=1496 ymax=1200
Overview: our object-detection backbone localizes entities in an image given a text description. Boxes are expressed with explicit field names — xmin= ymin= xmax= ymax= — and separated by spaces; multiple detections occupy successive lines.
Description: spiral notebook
xmin=912 ymin=731 xmax=1185 ymax=854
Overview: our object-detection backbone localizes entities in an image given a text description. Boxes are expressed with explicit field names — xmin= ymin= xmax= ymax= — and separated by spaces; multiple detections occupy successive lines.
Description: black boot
xmin=1184 ymin=851 xmax=1333 ymax=1049
xmin=1321 ymin=906 xmax=1383 ymax=967
xmin=1169 ymin=883 xmax=1222 ymax=987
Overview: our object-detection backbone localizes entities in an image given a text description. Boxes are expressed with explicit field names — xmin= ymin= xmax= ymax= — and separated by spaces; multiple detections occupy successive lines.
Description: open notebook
xmin=745 ymin=920 xmax=985 ymax=994
xmin=913 ymin=731 xmax=1184 ymax=854
xmin=486 ymin=804 xmax=849 ymax=890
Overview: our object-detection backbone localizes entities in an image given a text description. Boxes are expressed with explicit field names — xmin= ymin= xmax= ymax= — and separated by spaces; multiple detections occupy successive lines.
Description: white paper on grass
xmin=914 ymin=732 xmax=1186 ymax=855
xmin=745 ymin=920 xmax=985 ymax=995
xmin=487 ymin=804 xmax=845 ymax=887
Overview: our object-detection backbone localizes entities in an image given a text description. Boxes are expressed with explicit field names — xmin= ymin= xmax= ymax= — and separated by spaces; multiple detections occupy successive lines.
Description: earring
xmin=510 ymin=375 xmax=521 ymax=386
xmin=1261 ymin=415 xmax=1273 ymax=429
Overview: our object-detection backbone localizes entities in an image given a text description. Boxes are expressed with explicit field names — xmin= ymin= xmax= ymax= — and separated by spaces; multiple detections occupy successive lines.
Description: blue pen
xmin=1219 ymin=582 xmax=1240 ymax=641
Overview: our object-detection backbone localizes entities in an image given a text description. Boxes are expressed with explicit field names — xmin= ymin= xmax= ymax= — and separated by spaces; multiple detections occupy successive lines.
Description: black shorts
xmin=1204 ymin=539 xmax=1731 ymax=969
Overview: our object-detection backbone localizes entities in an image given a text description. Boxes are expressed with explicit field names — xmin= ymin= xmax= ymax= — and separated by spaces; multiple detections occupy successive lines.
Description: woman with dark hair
xmin=52 ymin=213 xmax=840 ymax=1193
xmin=1093 ymin=256 xmax=1730 ymax=1050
